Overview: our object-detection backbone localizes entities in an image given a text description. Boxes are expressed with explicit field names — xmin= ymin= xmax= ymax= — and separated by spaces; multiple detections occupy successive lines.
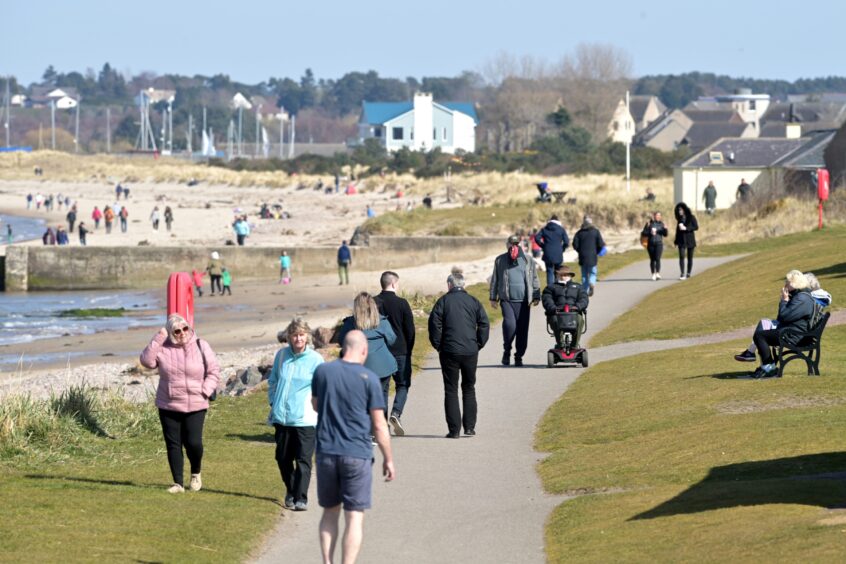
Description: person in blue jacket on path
xmin=534 ymin=214 xmax=570 ymax=287
xmin=268 ymin=317 xmax=325 ymax=511
xmin=337 ymin=240 xmax=352 ymax=285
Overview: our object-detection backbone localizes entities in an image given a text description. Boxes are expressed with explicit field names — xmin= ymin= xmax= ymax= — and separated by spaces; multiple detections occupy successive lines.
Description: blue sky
xmin=6 ymin=0 xmax=844 ymax=85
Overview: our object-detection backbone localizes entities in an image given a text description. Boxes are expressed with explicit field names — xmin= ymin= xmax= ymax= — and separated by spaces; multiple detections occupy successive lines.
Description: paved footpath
xmin=253 ymin=257 xmax=734 ymax=564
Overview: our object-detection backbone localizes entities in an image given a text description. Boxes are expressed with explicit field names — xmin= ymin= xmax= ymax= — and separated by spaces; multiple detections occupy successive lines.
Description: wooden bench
xmin=550 ymin=191 xmax=568 ymax=203
xmin=769 ymin=312 xmax=830 ymax=376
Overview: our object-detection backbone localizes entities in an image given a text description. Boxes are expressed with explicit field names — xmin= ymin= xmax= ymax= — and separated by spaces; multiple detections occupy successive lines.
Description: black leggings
xmin=678 ymin=247 xmax=694 ymax=275
xmin=159 ymin=408 xmax=207 ymax=486
xmin=210 ymin=275 xmax=222 ymax=294
xmin=753 ymin=321 xmax=780 ymax=365
xmin=647 ymin=244 xmax=663 ymax=274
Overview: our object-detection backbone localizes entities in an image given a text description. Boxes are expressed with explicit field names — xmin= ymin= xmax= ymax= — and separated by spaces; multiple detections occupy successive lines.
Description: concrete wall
xmin=4 ymin=236 xmax=504 ymax=291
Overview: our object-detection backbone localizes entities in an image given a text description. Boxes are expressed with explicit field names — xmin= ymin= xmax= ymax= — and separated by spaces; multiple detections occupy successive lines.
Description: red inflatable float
xmin=167 ymin=272 xmax=195 ymax=327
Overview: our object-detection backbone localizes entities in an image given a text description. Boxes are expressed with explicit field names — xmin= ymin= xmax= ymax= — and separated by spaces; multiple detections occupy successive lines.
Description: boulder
xmin=312 ymin=327 xmax=335 ymax=349
xmin=277 ymin=330 xmax=288 ymax=344
xmin=239 ymin=366 xmax=263 ymax=387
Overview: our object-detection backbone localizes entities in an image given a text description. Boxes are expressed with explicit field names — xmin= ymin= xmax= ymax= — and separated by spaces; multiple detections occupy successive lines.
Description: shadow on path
xmin=24 ymin=474 xmax=282 ymax=505
xmin=630 ymin=452 xmax=846 ymax=520
xmin=226 ymin=433 xmax=275 ymax=444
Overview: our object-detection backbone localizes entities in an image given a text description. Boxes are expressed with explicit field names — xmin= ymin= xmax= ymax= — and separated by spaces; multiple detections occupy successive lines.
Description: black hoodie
xmin=673 ymin=202 xmax=698 ymax=248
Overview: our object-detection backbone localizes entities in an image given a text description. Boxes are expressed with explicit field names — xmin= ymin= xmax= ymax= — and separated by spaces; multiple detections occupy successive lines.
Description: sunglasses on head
xmin=172 ymin=326 xmax=190 ymax=336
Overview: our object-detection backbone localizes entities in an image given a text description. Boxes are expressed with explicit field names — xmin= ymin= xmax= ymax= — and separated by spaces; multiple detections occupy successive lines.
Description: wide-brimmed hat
xmin=554 ymin=264 xmax=577 ymax=277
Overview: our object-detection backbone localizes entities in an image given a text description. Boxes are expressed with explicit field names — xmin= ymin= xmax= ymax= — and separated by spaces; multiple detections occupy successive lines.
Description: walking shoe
xmin=284 ymin=495 xmax=295 ymax=509
xmin=651 ymin=273 xmax=657 ymax=281
xmin=734 ymin=350 xmax=756 ymax=362
xmin=686 ymin=273 xmax=692 ymax=279
xmin=514 ymin=356 xmax=524 ymax=367
xmin=588 ymin=284 xmax=595 ymax=297
xmin=656 ymin=273 xmax=662 ymax=280
xmin=445 ymin=432 xmax=460 ymax=439
xmin=189 ymin=473 xmax=202 ymax=492
xmin=464 ymin=429 xmax=476 ymax=437
xmin=679 ymin=274 xmax=686 ymax=280
xmin=501 ymin=352 xmax=510 ymax=366
xmin=294 ymin=501 xmax=308 ymax=511
xmin=167 ymin=484 xmax=185 ymax=494
xmin=389 ymin=413 xmax=405 ymax=437
xmin=752 ymin=364 xmax=778 ymax=379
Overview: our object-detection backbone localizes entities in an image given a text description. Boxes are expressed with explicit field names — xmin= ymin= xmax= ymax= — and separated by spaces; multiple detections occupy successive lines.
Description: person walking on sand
xmin=206 ymin=251 xmax=223 ymax=296
xmin=78 ymin=222 xmax=89 ymax=246
xmin=164 ymin=206 xmax=174 ymax=231
xmin=66 ymin=206 xmax=77 ymax=233
xmin=26 ymin=193 xmax=33 ymax=209
xmin=534 ymin=214 xmax=569 ymax=287
xmin=337 ymin=240 xmax=352 ymax=285
xmin=375 ymin=271 xmax=416 ymax=436
xmin=279 ymin=250 xmax=292 ymax=284
xmin=103 ymin=206 xmax=115 ymax=234
xmin=119 ymin=206 xmax=129 ymax=233
xmin=56 ymin=226 xmax=69 ymax=245
xmin=674 ymin=202 xmax=698 ymax=279
xmin=429 ymin=271 xmax=490 ymax=438
xmin=221 ymin=268 xmax=232 ymax=295
xmin=641 ymin=211 xmax=668 ymax=280
xmin=572 ymin=215 xmax=605 ymax=297
xmin=489 ymin=235 xmax=540 ymax=367
xmin=268 ymin=317 xmax=324 ymax=511
xmin=42 ymin=227 xmax=56 ymax=245
xmin=6 ymin=224 xmax=12 ymax=245
xmin=92 ymin=206 xmax=103 ymax=229
xmin=703 ymin=181 xmax=717 ymax=215
xmin=192 ymin=269 xmax=204 ymax=297
xmin=140 ymin=314 xmax=220 ymax=493
xmin=312 ymin=330 xmax=395 ymax=564
xmin=151 ymin=206 xmax=161 ymax=231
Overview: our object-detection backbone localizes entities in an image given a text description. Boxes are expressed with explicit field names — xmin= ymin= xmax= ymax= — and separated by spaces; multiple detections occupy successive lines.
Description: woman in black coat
xmin=673 ymin=202 xmax=698 ymax=279
xmin=641 ymin=211 xmax=668 ymax=280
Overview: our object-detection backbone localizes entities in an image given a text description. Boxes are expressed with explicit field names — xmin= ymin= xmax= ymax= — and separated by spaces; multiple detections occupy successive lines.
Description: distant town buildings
xmin=356 ymin=93 xmax=478 ymax=153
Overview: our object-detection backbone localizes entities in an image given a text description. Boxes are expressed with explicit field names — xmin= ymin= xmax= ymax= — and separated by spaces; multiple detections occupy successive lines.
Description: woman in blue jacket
xmin=338 ymin=292 xmax=397 ymax=415
xmin=268 ymin=317 xmax=324 ymax=511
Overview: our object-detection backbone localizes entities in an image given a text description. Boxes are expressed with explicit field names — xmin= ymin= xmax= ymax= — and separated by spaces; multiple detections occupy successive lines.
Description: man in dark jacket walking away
xmin=375 ymin=271 xmax=416 ymax=436
xmin=337 ymin=240 xmax=352 ymax=285
xmin=534 ymin=214 xmax=569 ymax=287
xmin=641 ymin=211 xmax=669 ymax=280
xmin=572 ymin=216 xmax=605 ymax=297
xmin=674 ymin=202 xmax=698 ymax=279
xmin=542 ymin=265 xmax=589 ymax=349
xmin=489 ymin=235 xmax=540 ymax=366
xmin=66 ymin=207 xmax=77 ymax=233
xmin=429 ymin=271 xmax=489 ymax=438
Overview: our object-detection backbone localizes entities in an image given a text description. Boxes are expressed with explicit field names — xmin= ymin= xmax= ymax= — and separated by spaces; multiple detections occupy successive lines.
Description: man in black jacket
xmin=428 ymin=271 xmax=490 ymax=438
xmin=375 ymin=271 xmax=416 ymax=436
xmin=572 ymin=216 xmax=605 ymax=297
xmin=541 ymin=265 xmax=589 ymax=349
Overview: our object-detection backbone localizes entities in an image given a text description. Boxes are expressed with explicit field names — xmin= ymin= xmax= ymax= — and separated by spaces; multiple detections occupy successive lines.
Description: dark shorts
xmin=316 ymin=454 xmax=372 ymax=511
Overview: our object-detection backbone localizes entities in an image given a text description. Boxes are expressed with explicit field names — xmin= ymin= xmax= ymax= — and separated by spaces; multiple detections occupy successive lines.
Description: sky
xmin=6 ymin=0 xmax=845 ymax=86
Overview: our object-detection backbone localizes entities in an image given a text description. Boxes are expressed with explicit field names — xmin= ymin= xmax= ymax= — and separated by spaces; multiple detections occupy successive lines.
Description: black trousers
xmin=274 ymin=425 xmax=316 ymax=503
xmin=501 ymin=300 xmax=530 ymax=358
xmin=210 ymin=275 xmax=222 ymax=294
xmin=753 ymin=321 xmax=780 ymax=365
xmin=439 ymin=352 xmax=478 ymax=435
xmin=159 ymin=408 xmax=207 ymax=486
xmin=678 ymin=247 xmax=694 ymax=275
xmin=647 ymin=244 xmax=663 ymax=274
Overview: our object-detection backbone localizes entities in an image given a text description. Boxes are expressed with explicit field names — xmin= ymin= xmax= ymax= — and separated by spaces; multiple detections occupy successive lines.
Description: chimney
xmin=785 ymin=123 xmax=802 ymax=139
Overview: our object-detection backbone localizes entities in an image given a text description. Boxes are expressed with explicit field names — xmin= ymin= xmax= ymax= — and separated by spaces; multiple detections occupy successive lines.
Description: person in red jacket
xmin=140 ymin=314 xmax=220 ymax=493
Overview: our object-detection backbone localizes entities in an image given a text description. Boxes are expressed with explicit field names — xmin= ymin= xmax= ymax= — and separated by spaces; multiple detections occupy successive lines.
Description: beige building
xmin=607 ymin=95 xmax=666 ymax=143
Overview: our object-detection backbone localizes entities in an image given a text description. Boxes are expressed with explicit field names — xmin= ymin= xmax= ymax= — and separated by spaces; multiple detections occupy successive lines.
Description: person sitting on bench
xmin=542 ymin=265 xmax=589 ymax=349
xmin=735 ymin=271 xmax=831 ymax=364
xmin=744 ymin=270 xmax=816 ymax=378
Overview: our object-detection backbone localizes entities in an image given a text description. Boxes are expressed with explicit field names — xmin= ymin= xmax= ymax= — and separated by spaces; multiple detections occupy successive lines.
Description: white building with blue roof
xmin=356 ymin=93 xmax=477 ymax=154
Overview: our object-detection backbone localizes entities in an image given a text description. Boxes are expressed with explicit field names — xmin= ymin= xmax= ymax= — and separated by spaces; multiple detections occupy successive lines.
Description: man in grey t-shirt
xmin=312 ymin=330 xmax=395 ymax=564
xmin=489 ymin=235 xmax=540 ymax=367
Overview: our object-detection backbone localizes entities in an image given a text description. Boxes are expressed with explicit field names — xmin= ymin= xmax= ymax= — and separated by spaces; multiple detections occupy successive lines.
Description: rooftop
xmin=681 ymin=137 xmax=808 ymax=168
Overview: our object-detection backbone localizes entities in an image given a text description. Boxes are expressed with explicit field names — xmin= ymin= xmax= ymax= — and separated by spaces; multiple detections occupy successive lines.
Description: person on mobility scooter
xmin=542 ymin=264 xmax=590 ymax=367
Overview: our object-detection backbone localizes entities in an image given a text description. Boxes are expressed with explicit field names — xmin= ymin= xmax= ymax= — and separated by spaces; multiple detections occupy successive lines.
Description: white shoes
xmin=651 ymin=273 xmax=656 ymax=281
xmin=168 ymin=483 xmax=185 ymax=494
xmin=189 ymin=473 xmax=202 ymax=492
xmin=656 ymin=273 xmax=661 ymax=280
xmin=679 ymin=274 xmax=686 ymax=280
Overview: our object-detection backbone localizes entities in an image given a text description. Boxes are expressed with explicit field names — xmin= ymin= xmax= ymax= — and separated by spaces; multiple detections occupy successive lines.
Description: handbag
xmin=640 ymin=234 xmax=649 ymax=248
xmin=197 ymin=339 xmax=217 ymax=402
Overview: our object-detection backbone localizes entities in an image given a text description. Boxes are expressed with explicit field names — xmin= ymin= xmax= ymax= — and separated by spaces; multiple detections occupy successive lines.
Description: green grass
xmin=592 ymin=225 xmax=846 ymax=347
xmin=537 ymin=327 xmax=846 ymax=562
xmin=0 ymin=387 xmax=284 ymax=562
xmin=58 ymin=307 xmax=126 ymax=318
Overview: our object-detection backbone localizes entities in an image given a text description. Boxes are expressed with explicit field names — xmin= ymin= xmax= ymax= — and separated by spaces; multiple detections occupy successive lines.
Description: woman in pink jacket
xmin=140 ymin=314 xmax=220 ymax=493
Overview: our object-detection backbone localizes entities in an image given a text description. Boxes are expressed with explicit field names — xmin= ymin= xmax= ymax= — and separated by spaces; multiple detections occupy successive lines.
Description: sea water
xmin=0 ymin=213 xmax=47 ymax=244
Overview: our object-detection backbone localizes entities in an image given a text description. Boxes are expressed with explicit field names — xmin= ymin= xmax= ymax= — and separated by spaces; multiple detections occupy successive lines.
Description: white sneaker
xmin=656 ymin=273 xmax=662 ymax=280
xmin=189 ymin=473 xmax=202 ymax=492
xmin=651 ymin=273 xmax=657 ymax=281
xmin=679 ymin=274 xmax=686 ymax=280
xmin=168 ymin=483 xmax=185 ymax=494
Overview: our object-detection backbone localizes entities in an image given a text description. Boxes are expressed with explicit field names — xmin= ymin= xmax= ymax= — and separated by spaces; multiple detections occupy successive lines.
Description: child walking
xmin=191 ymin=269 xmax=204 ymax=297
xmin=221 ymin=268 xmax=232 ymax=295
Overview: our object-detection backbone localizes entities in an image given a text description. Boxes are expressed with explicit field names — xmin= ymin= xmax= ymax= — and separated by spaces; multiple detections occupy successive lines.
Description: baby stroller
xmin=546 ymin=305 xmax=588 ymax=368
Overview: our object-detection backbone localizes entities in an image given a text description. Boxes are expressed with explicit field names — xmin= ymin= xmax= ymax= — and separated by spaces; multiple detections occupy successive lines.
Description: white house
xmin=607 ymin=95 xmax=666 ymax=143
xmin=357 ymin=93 xmax=477 ymax=153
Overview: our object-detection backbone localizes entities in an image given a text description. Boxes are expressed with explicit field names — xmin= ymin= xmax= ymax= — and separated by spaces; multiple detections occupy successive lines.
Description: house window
xmin=443 ymin=127 xmax=447 ymax=140
xmin=392 ymin=127 xmax=403 ymax=140
xmin=749 ymin=100 xmax=757 ymax=110
xmin=373 ymin=126 xmax=382 ymax=138
xmin=613 ymin=121 xmax=619 ymax=131
xmin=433 ymin=128 xmax=437 ymax=140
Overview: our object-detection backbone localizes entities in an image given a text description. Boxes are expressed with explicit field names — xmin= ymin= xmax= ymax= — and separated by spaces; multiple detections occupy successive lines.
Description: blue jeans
xmin=391 ymin=354 xmax=411 ymax=417
xmin=544 ymin=261 xmax=560 ymax=287
xmin=581 ymin=265 xmax=597 ymax=290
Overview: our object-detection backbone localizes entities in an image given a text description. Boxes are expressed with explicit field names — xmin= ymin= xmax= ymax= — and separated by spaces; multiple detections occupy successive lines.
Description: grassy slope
xmin=592 ymin=225 xmax=846 ymax=347
xmin=537 ymin=328 xmax=846 ymax=562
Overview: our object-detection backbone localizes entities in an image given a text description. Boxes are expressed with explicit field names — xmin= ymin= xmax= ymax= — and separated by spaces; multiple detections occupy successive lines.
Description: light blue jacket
xmin=268 ymin=346 xmax=323 ymax=426
xmin=234 ymin=220 xmax=250 ymax=236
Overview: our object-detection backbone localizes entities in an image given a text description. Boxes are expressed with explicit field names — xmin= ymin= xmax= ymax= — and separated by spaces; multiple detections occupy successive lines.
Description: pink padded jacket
xmin=140 ymin=331 xmax=220 ymax=413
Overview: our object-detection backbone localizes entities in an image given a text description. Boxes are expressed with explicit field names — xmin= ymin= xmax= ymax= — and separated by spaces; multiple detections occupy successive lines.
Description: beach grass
xmin=58 ymin=307 xmax=126 ymax=318
xmin=536 ymin=326 xmax=846 ymax=562
xmin=591 ymin=225 xmax=846 ymax=347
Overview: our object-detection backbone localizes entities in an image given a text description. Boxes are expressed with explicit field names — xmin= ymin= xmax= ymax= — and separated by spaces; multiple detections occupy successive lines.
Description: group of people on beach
xmin=191 ymin=251 xmax=233 ymax=297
